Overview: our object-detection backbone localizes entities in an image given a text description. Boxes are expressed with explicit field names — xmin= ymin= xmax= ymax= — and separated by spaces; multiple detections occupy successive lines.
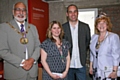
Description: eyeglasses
xmin=14 ymin=8 xmax=27 ymax=12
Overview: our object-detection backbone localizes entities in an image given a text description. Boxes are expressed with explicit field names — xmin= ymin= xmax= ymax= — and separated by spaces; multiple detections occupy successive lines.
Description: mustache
xmin=17 ymin=14 xmax=24 ymax=17
xmin=14 ymin=14 xmax=26 ymax=22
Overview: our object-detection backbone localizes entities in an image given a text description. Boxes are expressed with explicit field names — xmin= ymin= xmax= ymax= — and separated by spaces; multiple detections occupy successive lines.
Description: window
xmin=78 ymin=8 xmax=98 ymax=36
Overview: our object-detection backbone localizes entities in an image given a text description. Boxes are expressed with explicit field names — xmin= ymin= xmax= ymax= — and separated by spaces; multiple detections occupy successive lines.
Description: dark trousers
xmin=68 ymin=66 xmax=86 ymax=80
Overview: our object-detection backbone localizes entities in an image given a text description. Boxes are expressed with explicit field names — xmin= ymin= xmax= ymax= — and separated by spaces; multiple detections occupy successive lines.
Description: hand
xmin=61 ymin=71 xmax=67 ymax=79
xmin=108 ymin=72 xmax=117 ymax=79
xmin=50 ymin=74 xmax=60 ymax=79
xmin=22 ymin=58 xmax=34 ymax=70
xmin=89 ymin=67 xmax=93 ymax=75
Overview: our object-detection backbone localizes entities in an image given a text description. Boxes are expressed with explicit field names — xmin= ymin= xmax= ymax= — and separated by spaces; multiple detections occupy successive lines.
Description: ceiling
xmin=42 ymin=0 xmax=64 ymax=2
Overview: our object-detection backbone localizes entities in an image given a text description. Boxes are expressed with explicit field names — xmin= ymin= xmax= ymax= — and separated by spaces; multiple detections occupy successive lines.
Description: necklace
xmin=56 ymin=42 xmax=65 ymax=63
xmin=6 ymin=22 xmax=30 ymax=44
xmin=58 ymin=46 xmax=65 ymax=63
xmin=96 ymin=41 xmax=103 ymax=49
xmin=96 ymin=32 xmax=109 ymax=49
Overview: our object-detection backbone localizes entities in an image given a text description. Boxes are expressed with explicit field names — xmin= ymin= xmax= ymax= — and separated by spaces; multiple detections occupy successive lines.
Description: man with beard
xmin=0 ymin=2 xmax=40 ymax=80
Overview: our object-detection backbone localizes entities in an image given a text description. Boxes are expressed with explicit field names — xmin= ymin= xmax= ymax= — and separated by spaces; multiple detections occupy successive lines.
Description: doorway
xmin=78 ymin=8 xmax=98 ymax=36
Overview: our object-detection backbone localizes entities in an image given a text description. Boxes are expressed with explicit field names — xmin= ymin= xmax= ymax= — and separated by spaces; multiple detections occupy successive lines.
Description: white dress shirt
xmin=15 ymin=21 xmax=28 ymax=66
xmin=69 ymin=22 xmax=83 ymax=68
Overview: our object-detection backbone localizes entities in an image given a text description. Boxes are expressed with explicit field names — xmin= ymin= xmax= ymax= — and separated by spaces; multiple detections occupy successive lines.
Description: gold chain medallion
xmin=20 ymin=37 xmax=28 ymax=44
xmin=6 ymin=22 xmax=30 ymax=44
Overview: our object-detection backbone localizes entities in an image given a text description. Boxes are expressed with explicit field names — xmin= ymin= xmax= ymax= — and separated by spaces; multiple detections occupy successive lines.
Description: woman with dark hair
xmin=89 ymin=12 xmax=120 ymax=80
xmin=40 ymin=21 xmax=70 ymax=80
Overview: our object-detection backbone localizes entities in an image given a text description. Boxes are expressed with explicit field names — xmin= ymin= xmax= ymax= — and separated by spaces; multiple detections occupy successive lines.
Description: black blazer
xmin=62 ymin=21 xmax=91 ymax=66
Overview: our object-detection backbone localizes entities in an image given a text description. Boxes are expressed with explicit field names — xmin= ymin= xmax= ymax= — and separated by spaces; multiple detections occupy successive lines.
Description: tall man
xmin=0 ymin=2 xmax=40 ymax=80
xmin=62 ymin=4 xmax=91 ymax=80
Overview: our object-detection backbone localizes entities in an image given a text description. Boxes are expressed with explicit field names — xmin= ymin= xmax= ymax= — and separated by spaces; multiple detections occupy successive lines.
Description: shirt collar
xmin=15 ymin=19 xmax=25 ymax=27
xmin=69 ymin=21 xmax=78 ymax=28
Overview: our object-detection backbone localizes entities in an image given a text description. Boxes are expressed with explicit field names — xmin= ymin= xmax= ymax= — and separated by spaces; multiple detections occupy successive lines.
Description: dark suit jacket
xmin=62 ymin=21 xmax=91 ymax=66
